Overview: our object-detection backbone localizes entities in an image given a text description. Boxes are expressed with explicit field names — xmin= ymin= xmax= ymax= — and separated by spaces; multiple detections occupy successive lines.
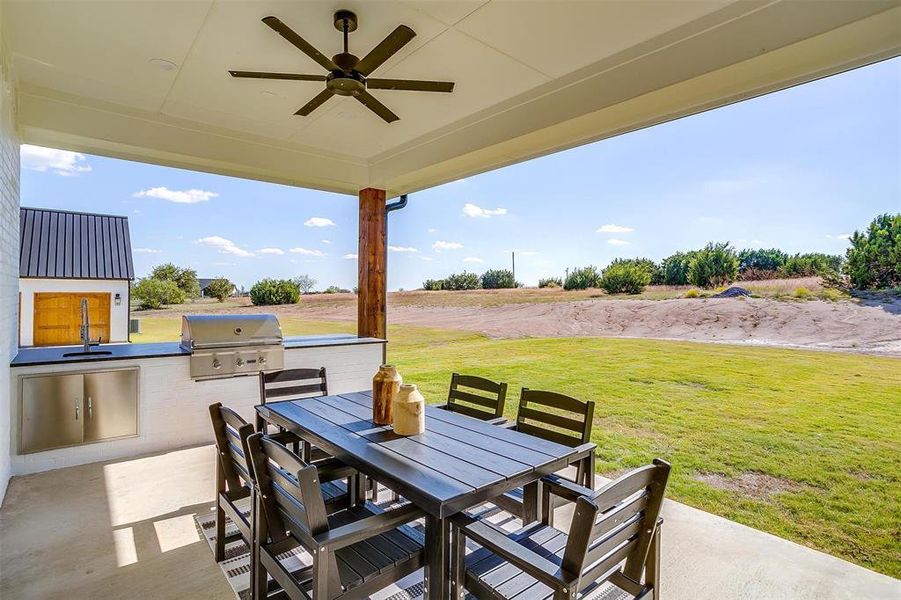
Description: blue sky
xmin=20 ymin=58 xmax=900 ymax=291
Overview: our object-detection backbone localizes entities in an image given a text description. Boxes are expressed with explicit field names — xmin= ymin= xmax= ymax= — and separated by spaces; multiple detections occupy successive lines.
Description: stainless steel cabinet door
xmin=21 ymin=374 xmax=84 ymax=453
xmin=84 ymin=370 xmax=138 ymax=442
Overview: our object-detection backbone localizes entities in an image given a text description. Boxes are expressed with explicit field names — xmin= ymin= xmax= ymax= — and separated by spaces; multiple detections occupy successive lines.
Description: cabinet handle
xmin=87 ymin=397 xmax=93 ymax=420
xmin=75 ymin=398 xmax=79 ymax=421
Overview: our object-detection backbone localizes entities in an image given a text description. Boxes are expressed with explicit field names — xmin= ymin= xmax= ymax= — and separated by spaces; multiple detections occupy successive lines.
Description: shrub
xmin=292 ymin=274 xmax=317 ymax=294
xmin=150 ymin=263 xmax=200 ymax=298
xmin=563 ymin=266 xmax=600 ymax=290
xmin=738 ymin=248 xmax=788 ymax=276
xmin=250 ymin=278 xmax=300 ymax=305
xmin=599 ymin=261 xmax=651 ymax=294
xmin=779 ymin=253 xmax=843 ymax=278
xmin=133 ymin=277 xmax=185 ymax=309
xmin=660 ymin=251 xmax=696 ymax=285
xmin=793 ymin=287 xmax=812 ymax=299
xmin=323 ymin=285 xmax=351 ymax=294
xmin=821 ymin=288 xmax=843 ymax=302
xmin=422 ymin=279 xmax=445 ymax=291
xmin=205 ymin=277 xmax=234 ymax=302
xmin=538 ymin=277 xmax=562 ymax=288
xmin=684 ymin=288 xmax=700 ymax=298
xmin=844 ymin=213 xmax=901 ymax=290
xmin=481 ymin=269 xmax=518 ymax=289
xmin=607 ymin=258 xmax=660 ymax=285
xmin=444 ymin=271 xmax=481 ymax=290
xmin=688 ymin=242 xmax=739 ymax=288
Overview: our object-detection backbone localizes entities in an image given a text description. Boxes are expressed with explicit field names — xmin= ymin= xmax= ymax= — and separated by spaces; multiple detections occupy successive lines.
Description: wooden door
xmin=33 ymin=292 xmax=111 ymax=346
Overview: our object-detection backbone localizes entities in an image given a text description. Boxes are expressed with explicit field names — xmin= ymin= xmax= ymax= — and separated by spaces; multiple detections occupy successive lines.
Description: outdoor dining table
xmin=256 ymin=390 xmax=585 ymax=600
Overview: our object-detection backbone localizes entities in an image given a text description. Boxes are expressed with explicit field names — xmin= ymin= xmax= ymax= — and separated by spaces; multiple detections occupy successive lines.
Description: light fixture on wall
xmin=115 ymin=293 xmax=122 ymax=306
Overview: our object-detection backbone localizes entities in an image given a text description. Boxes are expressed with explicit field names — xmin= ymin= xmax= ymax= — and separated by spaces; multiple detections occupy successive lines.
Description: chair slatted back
xmin=563 ymin=459 xmax=670 ymax=587
xmin=446 ymin=373 xmax=508 ymax=420
xmin=260 ymin=367 xmax=328 ymax=405
xmin=515 ymin=389 xmax=594 ymax=448
xmin=209 ymin=403 xmax=254 ymax=492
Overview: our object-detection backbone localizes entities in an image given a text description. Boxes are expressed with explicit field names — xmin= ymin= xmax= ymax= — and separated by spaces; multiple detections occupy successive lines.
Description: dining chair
xmin=492 ymin=389 xmax=596 ymax=524
xmin=437 ymin=372 xmax=509 ymax=424
xmin=451 ymin=459 xmax=671 ymax=600
xmin=244 ymin=432 xmax=426 ymax=600
xmin=257 ymin=367 xmax=329 ymax=457
xmin=208 ymin=403 xmax=356 ymax=563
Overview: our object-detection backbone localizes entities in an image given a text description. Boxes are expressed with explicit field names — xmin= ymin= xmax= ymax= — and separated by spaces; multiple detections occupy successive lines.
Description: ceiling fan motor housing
xmin=327 ymin=70 xmax=365 ymax=96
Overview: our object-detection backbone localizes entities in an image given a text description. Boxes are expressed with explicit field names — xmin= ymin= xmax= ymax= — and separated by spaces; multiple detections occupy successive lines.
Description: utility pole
xmin=511 ymin=251 xmax=516 ymax=282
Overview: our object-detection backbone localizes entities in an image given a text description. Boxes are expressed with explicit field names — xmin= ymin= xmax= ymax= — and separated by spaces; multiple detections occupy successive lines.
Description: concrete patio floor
xmin=0 ymin=445 xmax=897 ymax=600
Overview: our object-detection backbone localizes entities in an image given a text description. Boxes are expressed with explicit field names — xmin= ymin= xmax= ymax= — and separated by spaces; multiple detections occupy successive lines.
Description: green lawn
xmin=133 ymin=317 xmax=901 ymax=577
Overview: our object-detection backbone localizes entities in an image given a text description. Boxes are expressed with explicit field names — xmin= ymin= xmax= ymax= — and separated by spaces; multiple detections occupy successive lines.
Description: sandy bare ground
xmin=150 ymin=290 xmax=901 ymax=356
xmin=302 ymin=297 xmax=901 ymax=356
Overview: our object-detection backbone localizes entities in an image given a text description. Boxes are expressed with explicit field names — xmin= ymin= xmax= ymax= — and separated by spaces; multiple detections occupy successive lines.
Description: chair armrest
xmin=314 ymin=457 xmax=356 ymax=483
xmin=268 ymin=430 xmax=301 ymax=445
xmin=541 ymin=473 xmax=594 ymax=503
xmin=451 ymin=514 xmax=578 ymax=590
xmin=485 ymin=416 xmax=510 ymax=426
xmin=314 ymin=503 xmax=424 ymax=551
xmin=496 ymin=420 xmax=517 ymax=429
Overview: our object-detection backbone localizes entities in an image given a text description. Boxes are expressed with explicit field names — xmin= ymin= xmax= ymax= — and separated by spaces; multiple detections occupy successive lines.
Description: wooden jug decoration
xmin=393 ymin=384 xmax=425 ymax=436
xmin=372 ymin=365 xmax=402 ymax=425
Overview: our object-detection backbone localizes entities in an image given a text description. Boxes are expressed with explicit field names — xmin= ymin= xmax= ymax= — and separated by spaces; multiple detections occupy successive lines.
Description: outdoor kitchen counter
xmin=10 ymin=334 xmax=386 ymax=367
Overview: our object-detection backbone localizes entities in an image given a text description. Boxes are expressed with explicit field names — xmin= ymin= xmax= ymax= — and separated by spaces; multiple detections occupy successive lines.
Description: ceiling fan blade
xmin=229 ymin=71 xmax=326 ymax=81
xmin=262 ymin=16 xmax=339 ymax=72
xmin=295 ymin=89 xmax=335 ymax=116
xmin=355 ymin=25 xmax=416 ymax=76
xmin=354 ymin=90 xmax=399 ymax=123
xmin=366 ymin=79 xmax=454 ymax=93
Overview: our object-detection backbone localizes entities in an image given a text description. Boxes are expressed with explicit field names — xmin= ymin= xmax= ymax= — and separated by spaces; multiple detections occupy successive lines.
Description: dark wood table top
xmin=257 ymin=390 xmax=578 ymax=518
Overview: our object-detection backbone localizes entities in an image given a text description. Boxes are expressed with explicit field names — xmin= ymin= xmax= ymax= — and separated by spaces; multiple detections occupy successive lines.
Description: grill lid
xmin=180 ymin=314 xmax=283 ymax=350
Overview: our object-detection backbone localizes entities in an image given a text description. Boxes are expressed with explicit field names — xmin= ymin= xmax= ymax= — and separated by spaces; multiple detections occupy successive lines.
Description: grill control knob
xmin=259 ymin=355 xmax=267 ymax=365
xmin=235 ymin=357 xmax=245 ymax=367
xmin=212 ymin=359 xmax=221 ymax=370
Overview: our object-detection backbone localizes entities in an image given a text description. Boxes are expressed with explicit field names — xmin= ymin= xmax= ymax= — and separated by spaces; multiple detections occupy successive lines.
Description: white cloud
xmin=257 ymin=247 xmax=285 ymax=255
xmin=596 ymin=224 xmax=634 ymax=234
xmin=196 ymin=236 xmax=254 ymax=257
xmin=134 ymin=187 xmax=218 ymax=204
xmin=321 ymin=239 xmax=332 ymax=245
xmin=420 ymin=256 xmax=434 ymax=261
xmin=389 ymin=245 xmax=418 ymax=253
xmin=133 ymin=247 xmax=161 ymax=254
xmin=343 ymin=253 xmax=358 ymax=260
xmin=607 ymin=239 xmax=630 ymax=246
xmin=433 ymin=240 xmax=463 ymax=251
xmin=427 ymin=228 xmax=438 ymax=233
xmin=304 ymin=217 xmax=336 ymax=227
xmin=463 ymin=257 xmax=484 ymax=263
xmin=826 ymin=233 xmax=852 ymax=240
xmin=21 ymin=145 xmax=92 ymax=176
xmin=289 ymin=247 xmax=326 ymax=257
xmin=463 ymin=203 xmax=507 ymax=218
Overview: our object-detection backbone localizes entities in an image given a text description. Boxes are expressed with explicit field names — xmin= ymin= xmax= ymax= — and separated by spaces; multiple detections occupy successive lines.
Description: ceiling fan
xmin=229 ymin=10 xmax=454 ymax=123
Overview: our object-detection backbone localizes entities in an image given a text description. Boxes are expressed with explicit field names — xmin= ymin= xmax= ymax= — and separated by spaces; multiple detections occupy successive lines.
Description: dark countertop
xmin=11 ymin=335 xmax=386 ymax=367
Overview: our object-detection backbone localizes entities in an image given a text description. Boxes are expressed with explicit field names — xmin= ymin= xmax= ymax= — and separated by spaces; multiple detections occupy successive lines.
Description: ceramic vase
xmin=393 ymin=384 xmax=425 ymax=436
xmin=372 ymin=365 xmax=402 ymax=425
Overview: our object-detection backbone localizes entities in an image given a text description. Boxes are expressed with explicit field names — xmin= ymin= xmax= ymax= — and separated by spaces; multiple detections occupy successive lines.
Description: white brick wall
xmin=8 ymin=342 xmax=384 ymax=475
xmin=0 ymin=18 xmax=20 ymax=503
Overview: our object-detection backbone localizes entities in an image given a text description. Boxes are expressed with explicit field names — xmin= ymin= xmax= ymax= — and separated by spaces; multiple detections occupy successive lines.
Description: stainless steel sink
xmin=62 ymin=351 xmax=113 ymax=357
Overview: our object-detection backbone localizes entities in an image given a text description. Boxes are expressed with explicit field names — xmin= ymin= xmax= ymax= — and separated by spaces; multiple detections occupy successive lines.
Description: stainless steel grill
xmin=180 ymin=314 xmax=284 ymax=380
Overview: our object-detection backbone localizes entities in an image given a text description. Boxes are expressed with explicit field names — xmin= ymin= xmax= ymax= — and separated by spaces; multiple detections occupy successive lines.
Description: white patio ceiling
xmin=5 ymin=0 xmax=900 ymax=196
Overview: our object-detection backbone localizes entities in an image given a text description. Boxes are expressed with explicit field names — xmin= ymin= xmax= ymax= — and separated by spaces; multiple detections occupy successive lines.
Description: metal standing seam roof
xmin=19 ymin=207 xmax=135 ymax=280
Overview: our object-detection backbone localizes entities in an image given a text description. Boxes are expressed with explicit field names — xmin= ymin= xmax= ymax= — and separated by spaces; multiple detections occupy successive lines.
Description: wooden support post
xmin=358 ymin=188 xmax=387 ymax=339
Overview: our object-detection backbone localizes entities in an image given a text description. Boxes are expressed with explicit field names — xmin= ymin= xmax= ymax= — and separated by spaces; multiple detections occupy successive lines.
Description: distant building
xmin=18 ymin=207 xmax=133 ymax=346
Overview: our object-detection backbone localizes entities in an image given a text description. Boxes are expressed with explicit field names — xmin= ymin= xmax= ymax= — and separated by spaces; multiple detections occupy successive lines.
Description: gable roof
xmin=19 ymin=207 xmax=135 ymax=280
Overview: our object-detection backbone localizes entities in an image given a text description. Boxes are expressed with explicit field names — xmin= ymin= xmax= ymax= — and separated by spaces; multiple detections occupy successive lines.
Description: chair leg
xmin=252 ymin=495 xmax=267 ymax=600
xmin=646 ymin=522 xmax=662 ymax=597
xmin=214 ymin=500 xmax=226 ymax=562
